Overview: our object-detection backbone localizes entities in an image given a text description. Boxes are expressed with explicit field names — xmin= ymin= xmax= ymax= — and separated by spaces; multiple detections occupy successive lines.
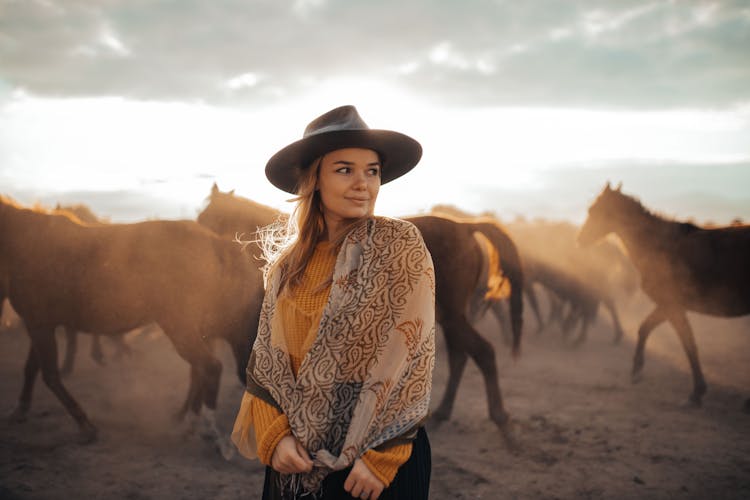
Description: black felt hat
xmin=265 ymin=105 xmax=423 ymax=194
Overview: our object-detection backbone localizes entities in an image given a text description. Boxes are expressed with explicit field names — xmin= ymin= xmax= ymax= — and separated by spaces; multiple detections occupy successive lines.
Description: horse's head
xmin=197 ymin=182 xmax=283 ymax=238
xmin=197 ymin=183 xmax=237 ymax=235
xmin=578 ymin=182 xmax=627 ymax=247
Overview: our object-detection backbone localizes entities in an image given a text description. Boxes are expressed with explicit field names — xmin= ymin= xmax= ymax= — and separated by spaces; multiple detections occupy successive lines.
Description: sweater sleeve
xmin=250 ymin=395 xmax=292 ymax=465
xmin=360 ymin=442 xmax=413 ymax=487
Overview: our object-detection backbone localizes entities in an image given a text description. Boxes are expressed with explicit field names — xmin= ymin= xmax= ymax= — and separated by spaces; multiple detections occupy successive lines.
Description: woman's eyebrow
xmin=331 ymin=160 xmax=382 ymax=166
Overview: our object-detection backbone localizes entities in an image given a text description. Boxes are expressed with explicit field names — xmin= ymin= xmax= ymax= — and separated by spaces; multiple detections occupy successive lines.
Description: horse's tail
xmin=471 ymin=220 xmax=524 ymax=359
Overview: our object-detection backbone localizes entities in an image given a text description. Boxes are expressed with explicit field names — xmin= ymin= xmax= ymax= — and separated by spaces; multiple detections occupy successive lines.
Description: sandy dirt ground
xmin=1 ymin=293 xmax=748 ymax=500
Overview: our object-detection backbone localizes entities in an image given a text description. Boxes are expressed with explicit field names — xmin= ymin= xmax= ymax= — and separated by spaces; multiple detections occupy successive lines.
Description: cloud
xmin=0 ymin=0 xmax=748 ymax=108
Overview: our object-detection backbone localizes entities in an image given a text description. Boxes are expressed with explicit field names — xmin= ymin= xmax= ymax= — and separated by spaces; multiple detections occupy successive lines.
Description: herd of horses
xmin=1 ymin=181 xmax=748 ymax=454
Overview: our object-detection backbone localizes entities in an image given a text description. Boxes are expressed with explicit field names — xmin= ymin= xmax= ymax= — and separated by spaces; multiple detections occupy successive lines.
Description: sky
xmin=1 ymin=0 xmax=749 ymax=224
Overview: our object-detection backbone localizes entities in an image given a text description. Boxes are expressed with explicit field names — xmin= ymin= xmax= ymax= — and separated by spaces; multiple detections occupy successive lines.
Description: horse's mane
xmin=58 ymin=204 xmax=106 ymax=225
xmin=0 ymin=194 xmax=28 ymax=211
xmin=0 ymin=194 xmax=88 ymax=225
xmin=611 ymin=189 xmax=701 ymax=232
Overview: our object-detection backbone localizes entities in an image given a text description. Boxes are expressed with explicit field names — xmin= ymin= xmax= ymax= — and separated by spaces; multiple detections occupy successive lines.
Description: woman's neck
xmin=323 ymin=216 xmax=365 ymax=242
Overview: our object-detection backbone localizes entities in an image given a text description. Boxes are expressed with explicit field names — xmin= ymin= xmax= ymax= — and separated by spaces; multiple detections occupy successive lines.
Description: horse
xmin=505 ymin=217 xmax=634 ymax=342
xmin=0 ymin=195 xmax=264 ymax=453
xmin=197 ymin=183 xmax=282 ymax=247
xmin=407 ymin=215 xmax=524 ymax=428
xmin=522 ymin=256 xmax=605 ymax=345
xmin=466 ymin=232 xmax=542 ymax=347
xmin=197 ymin=188 xmax=525 ymax=429
xmin=53 ymin=203 xmax=133 ymax=375
xmin=578 ymin=183 xmax=750 ymax=408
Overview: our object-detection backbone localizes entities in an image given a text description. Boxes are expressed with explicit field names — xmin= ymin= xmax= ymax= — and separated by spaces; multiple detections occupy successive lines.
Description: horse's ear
xmin=229 ymin=189 xmax=235 ymax=196
xmin=211 ymin=182 xmax=219 ymax=195
xmin=604 ymin=181 xmax=611 ymax=191
xmin=615 ymin=182 xmax=622 ymax=192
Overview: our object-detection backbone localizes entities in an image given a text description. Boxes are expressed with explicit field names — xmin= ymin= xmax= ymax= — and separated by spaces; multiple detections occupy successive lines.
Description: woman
xmin=232 ymin=105 xmax=436 ymax=499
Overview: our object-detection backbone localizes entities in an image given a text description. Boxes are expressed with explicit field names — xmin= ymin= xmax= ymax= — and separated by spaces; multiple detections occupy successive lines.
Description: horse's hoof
xmin=218 ymin=438 xmax=236 ymax=461
xmin=8 ymin=407 xmax=27 ymax=423
xmin=430 ymin=408 xmax=450 ymax=422
xmin=681 ymin=395 xmax=702 ymax=409
xmin=631 ymin=370 xmax=643 ymax=384
xmin=491 ymin=410 xmax=510 ymax=429
xmin=498 ymin=419 xmax=521 ymax=452
xmin=78 ymin=423 xmax=99 ymax=445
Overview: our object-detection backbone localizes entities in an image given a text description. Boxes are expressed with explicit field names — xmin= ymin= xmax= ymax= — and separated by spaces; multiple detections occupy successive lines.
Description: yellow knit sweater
xmin=246 ymin=240 xmax=412 ymax=486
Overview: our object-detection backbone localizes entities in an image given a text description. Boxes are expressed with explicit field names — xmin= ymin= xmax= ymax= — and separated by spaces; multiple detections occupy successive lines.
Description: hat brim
xmin=265 ymin=129 xmax=422 ymax=194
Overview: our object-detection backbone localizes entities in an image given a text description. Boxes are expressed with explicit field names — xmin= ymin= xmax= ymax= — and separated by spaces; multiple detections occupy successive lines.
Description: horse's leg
xmin=432 ymin=327 xmax=469 ymax=422
xmin=60 ymin=326 xmax=76 ymax=377
xmin=29 ymin=326 xmax=98 ymax=443
xmin=632 ymin=307 xmax=667 ymax=382
xmin=110 ymin=333 xmax=132 ymax=360
xmin=561 ymin=305 xmax=579 ymax=340
xmin=173 ymin=364 xmax=200 ymax=422
xmin=449 ymin=316 xmax=508 ymax=427
xmin=571 ymin=313 xmax=591 ymax=347
xmin=9 ymin=343 xmax=40 ymax=422
xmin=90 ymin=334 xmax=105 ymax=365
xmin=603 ymin=297 xmax=625 ymax=344
xmin=523 ymin=285 xmax=544 ymax=333
xmin=488 ymin=300 xmax=511 ymax=346
xmin=169 ymin=333 xmax=231 ymax=458
xmin=667 ymin=311 xmax=706 ymax=407
xmin=546 ymin=292 xmax=562 ymax=331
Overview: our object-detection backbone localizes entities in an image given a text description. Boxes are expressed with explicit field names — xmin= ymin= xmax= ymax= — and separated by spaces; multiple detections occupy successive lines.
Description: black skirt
xmin=262 ymin=427 xmax=431 ymax=500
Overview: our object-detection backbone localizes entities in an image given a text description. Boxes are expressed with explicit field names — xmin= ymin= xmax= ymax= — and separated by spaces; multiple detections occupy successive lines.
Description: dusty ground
xmin=1 ymin=293 xmax=748 ymax=500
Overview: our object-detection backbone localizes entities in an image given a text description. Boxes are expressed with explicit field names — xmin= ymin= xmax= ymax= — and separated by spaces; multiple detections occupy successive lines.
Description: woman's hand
xmin=270 ymin=435 xmax=314 ymax=474
xmin=343 ymin=458 xmax=385 ymax=500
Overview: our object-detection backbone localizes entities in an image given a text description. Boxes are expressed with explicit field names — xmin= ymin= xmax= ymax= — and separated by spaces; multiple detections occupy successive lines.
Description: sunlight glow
xmin=1 ymin=86 xmax=748 ymax=221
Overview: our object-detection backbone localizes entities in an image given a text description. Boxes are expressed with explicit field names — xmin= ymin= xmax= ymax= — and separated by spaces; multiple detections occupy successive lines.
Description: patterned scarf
xmin=247 ymin=216 xmax=435 ymax=496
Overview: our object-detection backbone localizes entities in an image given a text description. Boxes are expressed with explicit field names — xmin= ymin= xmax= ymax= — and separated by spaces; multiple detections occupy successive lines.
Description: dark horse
xmin=0 ymin=195 xmax=264 ymax=452
xmin=407 ymin=215 xmax=524 ymax=427
xmin=578 ymin=183 xmax=750 ymax=408
xmin=524 ymin=256 xmax=624 ymax=345
xmin=198 ymin=188 xmax=525 ymax=429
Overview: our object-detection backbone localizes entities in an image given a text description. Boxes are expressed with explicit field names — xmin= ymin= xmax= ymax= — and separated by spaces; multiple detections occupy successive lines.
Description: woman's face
xmin=316 ymin=148 xmax=381 ymax=228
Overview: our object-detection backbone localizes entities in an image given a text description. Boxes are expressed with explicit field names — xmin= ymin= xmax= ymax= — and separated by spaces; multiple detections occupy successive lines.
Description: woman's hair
xmin=258 ymin=156 xmax=367 ymax=292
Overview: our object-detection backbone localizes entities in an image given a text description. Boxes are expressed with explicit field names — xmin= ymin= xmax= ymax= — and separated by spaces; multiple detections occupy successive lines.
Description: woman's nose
xmin=352 ymin=171 xmax=367 ymax=189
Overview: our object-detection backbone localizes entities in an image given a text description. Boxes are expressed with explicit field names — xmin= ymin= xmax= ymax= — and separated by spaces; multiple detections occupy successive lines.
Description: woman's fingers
xmin=271 ymin=435 xmax=313 ymax=474
xmin=344 ymin=459 xmax=384 ymax=500
xmin=295 ymin=440 xmax=314 ymax=470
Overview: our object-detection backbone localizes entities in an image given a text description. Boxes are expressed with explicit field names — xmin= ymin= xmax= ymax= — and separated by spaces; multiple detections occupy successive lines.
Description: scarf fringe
xmin=278 ymin=473 xmax=324 ymax=500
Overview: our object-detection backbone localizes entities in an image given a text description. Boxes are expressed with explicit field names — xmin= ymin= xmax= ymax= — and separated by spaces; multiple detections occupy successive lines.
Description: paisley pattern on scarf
xmin=246 ymin=216 xmax=436 ymax=495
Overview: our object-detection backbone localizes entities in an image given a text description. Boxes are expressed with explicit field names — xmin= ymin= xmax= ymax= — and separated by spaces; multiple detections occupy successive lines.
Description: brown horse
xmin=53 ymin=203 xmax=133 ymax=375
xmin=0 ymin=195 xmax=264 ymax=451
xmin=578 ymin=183 xmax=750 ymax=408
xmin=198 ymin=188 xmax=525 ymax=429
xmin=197 ymin=183 xmax=282 ymax=246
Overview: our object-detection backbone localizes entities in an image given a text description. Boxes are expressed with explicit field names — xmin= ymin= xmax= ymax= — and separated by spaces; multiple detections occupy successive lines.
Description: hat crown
xmin=303 ymin=105 xmax=369 ymax=138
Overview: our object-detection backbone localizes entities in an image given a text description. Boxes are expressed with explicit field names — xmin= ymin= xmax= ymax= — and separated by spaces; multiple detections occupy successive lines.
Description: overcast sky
xmin=1 ymin=0 xmax=749 ymax=223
